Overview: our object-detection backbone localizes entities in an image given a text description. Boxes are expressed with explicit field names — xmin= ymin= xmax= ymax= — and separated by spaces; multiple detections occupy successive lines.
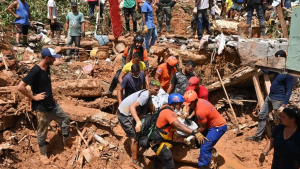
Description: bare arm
xmin=28 ymin=5 xmax=32 ymax=21
xmin=262 ymin=138 xmax=274 ymax=154
xmin=117 ymin=86 xmax=124 ymax=105
xmin=49 ymin=7 xmax=53 ymax=20
xmin=17 ymin=81 xmax=45 ymax=101
xmin=65 ymin=20 xmax=69 ymax=34
xmin=166 ymin=84 xmax=174 ymax=94
xmin=196 ymin=0 xmax=201 ymax=8
xmin=144 ymin=70 xmax=149 ymax=87
xmin=149 ymin=103 xmax=156 ymax=113
xmin=118 ymin=71 xmax=126 ymax=84
xmin=154 ymin=73 xmax=160 ymax=81
xmin=7 ymin=1 xmax=19 ymax=18
xmin=130 ymin=101 xmax=142 ymax=123
xmin=197 ymin=122 xmax=207 ymax=133
xmin=172 ymin=120 xmax=193 ymax=134
xmin=81 ymin=21 xmax=85 ymax=33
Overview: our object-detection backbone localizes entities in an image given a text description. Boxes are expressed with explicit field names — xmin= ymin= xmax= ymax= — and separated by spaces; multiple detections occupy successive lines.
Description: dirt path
xmin=218 ymin=151 xmax=258 ymax=169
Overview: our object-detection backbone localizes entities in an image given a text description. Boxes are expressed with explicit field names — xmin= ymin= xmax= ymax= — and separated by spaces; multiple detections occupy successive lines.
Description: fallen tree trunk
xmin=1 ymin=79 xmax=103 ymax=98
xmin=167 ymin=48 xmax=208 ymax=64
xmin=52 ymin=79 xmax=102 ymax=97
xmin=206 ymin=67 xmax=256 ymax=92
xmin=60 ymin=103 xmax=118 ymax=127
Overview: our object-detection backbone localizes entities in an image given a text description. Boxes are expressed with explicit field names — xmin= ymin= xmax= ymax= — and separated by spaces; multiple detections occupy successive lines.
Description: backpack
xmin=138 ymin=106 xmax=173 ymax=148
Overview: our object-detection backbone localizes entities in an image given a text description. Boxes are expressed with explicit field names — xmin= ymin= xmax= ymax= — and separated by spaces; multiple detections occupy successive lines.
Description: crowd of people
xmin=5 ymin=0 xmax=300 ymax=168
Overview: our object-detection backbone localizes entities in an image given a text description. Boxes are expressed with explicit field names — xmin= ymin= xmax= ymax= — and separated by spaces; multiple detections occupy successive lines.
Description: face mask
xmin=132 ymin=74 xmax=140 ymax=79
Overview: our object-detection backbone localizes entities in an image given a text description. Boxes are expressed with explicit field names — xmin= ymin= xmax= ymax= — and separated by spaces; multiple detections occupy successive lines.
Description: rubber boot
xmin=39 ymin=142 xmax=51 ymax=165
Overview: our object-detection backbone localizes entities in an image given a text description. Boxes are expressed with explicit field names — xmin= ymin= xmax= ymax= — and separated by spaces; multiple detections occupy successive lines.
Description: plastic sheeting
xmin=174 ymin=109 xmax=198 ymax=137
xmin=152 ymin=88 xmax=169 ymax=110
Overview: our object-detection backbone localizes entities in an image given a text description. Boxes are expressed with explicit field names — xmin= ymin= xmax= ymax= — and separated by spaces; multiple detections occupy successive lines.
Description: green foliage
xmin=0 ymin=0 xmax=90 ymax=26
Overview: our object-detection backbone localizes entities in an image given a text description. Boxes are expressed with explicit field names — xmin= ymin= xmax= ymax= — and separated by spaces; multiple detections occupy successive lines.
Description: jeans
xmin=66 ymin=36 xmax=81 ymax=56
xmin=37 ymin=104 xmax=70 ymax=146
xmin=197 ymin=9 xmax=210 ymax=39
xmin=246 ymin=3 xmax=266 ymax=37
xmin=254 ymin=96 xmax=282 ymax=137
xmin=198 ymin=125 xmax=227 ymax=167
xmin=152 ymin=143 xmax=175 ymax=169
xmin=144 ymin=27 xmax=157 ymax=51
xmin=156 ymin=4 xmax=172 ymax=34
xmin=88 ymin=1 xmax=104 ymax=18
xmin=123 ymin=6 xmax=137 ymax=32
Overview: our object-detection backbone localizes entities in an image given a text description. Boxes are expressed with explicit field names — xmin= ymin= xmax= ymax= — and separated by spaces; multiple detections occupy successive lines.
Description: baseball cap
xmin=41 ymin=48 xmax=61 ymax=58
xmin=71 ymin=2 xmax=78 ymax=6
xmin=186 ymin=76 xmax=200 ymax=90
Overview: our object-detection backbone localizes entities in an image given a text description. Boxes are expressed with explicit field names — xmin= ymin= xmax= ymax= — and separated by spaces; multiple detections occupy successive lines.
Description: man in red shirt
xmin=150 ymin=93 xmax=207 ymax=169
xmin=186 ymin=76 xmax=209 ymax=101
xmin=183 ymin=90 xmax=227 ymax=169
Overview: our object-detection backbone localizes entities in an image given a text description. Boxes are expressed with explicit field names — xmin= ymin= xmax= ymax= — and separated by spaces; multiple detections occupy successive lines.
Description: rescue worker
xmin=183 ymin=90 xmax=227 ymax=168
xmin=118 ymin=80 xmax=161 ymax=168
xmin=155 ymin=56 xmax=178 ymax=92
xmin=117 ymin=64 xmax=146 ymax=104
xmin=104 ymin=35 xmax=149 ymax=95
xmin=167 ymin=60 xmax=195 ymax=95
xmin=150 ymin=93 xmax=208 ymax=168
xmin=186 ymin=76 xmax=209 ymax=101
xmin=155 ymin=0 xmax=176 ymax=37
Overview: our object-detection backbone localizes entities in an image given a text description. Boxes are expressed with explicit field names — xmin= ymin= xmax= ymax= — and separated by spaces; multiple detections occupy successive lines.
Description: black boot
xmin=246 ymin=135 xmax=262 ymax=142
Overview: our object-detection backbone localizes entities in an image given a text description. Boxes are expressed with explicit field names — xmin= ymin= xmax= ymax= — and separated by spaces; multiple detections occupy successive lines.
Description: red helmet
xmin=166 ymin=56 xmax=178 ymax=67
xmin=183 ymin=90 xmax=198 ymax=106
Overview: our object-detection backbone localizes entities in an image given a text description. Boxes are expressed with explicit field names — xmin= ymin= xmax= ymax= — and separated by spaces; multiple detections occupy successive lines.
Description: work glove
xmin=259 ymin=152 xmax=266 ymax=166
xmin=193 ymin=7 xmax=197 ymax=15
xmin=135 ymin=121 xmax=142 ymax=132
xmin=193 ymin=130 xmax=209 ymax=145
xmin=143 ymin=25 xmax=148 ymax=34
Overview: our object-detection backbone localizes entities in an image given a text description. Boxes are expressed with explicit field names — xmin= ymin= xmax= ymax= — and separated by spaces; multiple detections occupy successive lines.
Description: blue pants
xmin=88 ymin=1 xmax=104 ymax=18
xmin=197 ymin=9 xmax=210 ymax=39
xmin=199 ymin=125 xmax=227 ymax=167
xmin=144 ymin=27 xmax=157 ymax=51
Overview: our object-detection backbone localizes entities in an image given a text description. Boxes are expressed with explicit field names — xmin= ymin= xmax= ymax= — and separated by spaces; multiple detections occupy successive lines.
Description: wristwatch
xmin=192 ymin=129 xmax=198 ymax=135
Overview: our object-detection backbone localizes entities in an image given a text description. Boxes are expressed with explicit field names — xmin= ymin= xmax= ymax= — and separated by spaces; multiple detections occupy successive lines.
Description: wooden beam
xmin=277 ymin=5 xmax=289 ymax=39
xmin=252 ymin=73 xmax=264 ymax=107
xmin=263 ymin=74 xmax=271 ymax=94
xmin=255 ymin=57 xmax=286 ymax=70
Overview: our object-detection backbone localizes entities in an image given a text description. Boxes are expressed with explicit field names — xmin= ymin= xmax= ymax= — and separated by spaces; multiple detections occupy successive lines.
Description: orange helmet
xmin=183 ymin=90 xmax=198 ymax=106
xmin=166 ymin=56 xmax=178 ymax=67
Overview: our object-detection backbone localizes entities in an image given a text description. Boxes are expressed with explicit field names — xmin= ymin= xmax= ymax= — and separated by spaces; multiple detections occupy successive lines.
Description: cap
xmin=41 ymin=48 xmax=61 ymax=58
xmin=183 ymin=90 xmax=198 ymax=106
xmin=275 ymin=50 xmax=287 ymax=58
xmin=186 ymin=76 xmax=199 ymax=90
xmin=71 ymin=2 xmax=78 ymax=6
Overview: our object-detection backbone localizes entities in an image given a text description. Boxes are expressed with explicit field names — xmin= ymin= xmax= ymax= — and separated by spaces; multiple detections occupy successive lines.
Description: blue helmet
xmin=168 ymin=93 xmax=185 ymax=105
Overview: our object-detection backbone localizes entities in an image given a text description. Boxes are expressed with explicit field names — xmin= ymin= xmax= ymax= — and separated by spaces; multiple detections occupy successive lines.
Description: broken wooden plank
xmin=60 ymin=104 xmax=118 ymax=127
xmin=206 ymin=67 xmax=256 ymax=92
xmin=252 ymin=73 xmax=264 ymax=107
xmin=277 ymin=5 xmax=289 ymax=39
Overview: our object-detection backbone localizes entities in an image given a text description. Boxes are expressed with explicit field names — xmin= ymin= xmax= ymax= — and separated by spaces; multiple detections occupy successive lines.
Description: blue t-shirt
xmin=271 ymin=124 xmax=300 ymax=169
xmin=283 ymin=0 xmax=291 ymax=9
xmin=66 ymin=12 xmax=85 ymax=36
xmin=262 ymin=70 xmax=295 ymax=105
xmin=15 ymin=0 xmax=29 ymax=25
xmin=141 ymin=1 xmax=155 ymax=29
xmin=120 ymin=71 xmax=145 ymax=98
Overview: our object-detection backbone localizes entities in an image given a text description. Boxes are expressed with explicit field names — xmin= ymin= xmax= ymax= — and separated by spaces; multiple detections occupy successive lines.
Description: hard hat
xmin=168 ymin=93 xmax=185 ymax=105
xmin=133 ymin=35 xmax=144 ymax=43
xmin=166 ymin=56 xmax=178 ymax=67
xmin=183 ymin=90 xmax=198 ymax=106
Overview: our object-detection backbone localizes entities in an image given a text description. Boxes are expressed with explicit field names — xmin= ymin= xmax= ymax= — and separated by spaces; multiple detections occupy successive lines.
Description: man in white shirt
xmin=194 ymin=0 xmax=212 ymax=40
xmin=47 ymin=0 xmax=63 ymax=44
